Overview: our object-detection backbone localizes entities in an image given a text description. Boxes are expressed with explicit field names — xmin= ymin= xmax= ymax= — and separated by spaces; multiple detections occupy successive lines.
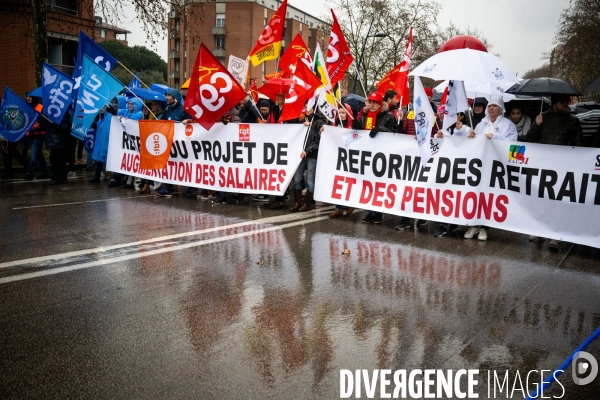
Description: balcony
xmin=169 ymin=70 xmax=179 ymax=79
xmin=211 ymin=26 xmax=226 ymax=35
xmin=170 ymin=51 xmax=180 ymax=59
xmin=212 ymin=48 xmax=226 ymax=58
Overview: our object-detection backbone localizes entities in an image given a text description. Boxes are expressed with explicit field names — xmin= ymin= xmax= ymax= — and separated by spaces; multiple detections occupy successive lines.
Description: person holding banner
xmin=290 ymin=107 xmax=326 ymax=212
xmin=45 ymin=109 xmax=74 ymax=185
xmin=464 ymin=96 xmax=517 ymax=241
xmin=352 ymin=91 xmax=398 ymax=224
xmin=329 ymin=103 xmax=357 ymax=218
xmin=23 ymin=98 xmax=52 ymax=180
xmin=384 ymin=90 xmax=403 ymax=123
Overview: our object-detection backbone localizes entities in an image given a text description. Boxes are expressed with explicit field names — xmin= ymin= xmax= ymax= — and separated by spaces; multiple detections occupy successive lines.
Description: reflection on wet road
xmin=0 ymin=180 xmax=599 ymax=399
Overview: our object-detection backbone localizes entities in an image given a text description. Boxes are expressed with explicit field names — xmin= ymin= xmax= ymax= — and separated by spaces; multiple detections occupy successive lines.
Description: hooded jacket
xmin=521 ymin=108 xmax=583 ymax=146
xmin=116 ymin=96 xmax=128 ymax=117
xmin=127 ymin=98 xmax=144 ymax=121
xmin=474 ymin=114 xmax=518 ymax=141
xmin=165 ymin=88 xmax=191 ymax=122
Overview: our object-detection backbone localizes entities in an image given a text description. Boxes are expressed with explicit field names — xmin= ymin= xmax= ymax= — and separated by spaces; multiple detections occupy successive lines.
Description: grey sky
xmin=125 ymin=0 xmax=564 ymax=77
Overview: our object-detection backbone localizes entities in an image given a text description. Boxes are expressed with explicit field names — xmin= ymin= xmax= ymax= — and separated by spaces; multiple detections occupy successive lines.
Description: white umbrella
xmin=434 ymin=80 xmax=517 ymax=102
xmin=409 ymin=49 xmax=519 ymax=85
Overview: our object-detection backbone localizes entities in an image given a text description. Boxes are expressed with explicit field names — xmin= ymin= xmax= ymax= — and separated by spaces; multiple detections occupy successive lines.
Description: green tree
xmin=552 ymin=0 xmax=600 ymax=92
xmin=99 ymin=40 xmax=167 ymax=82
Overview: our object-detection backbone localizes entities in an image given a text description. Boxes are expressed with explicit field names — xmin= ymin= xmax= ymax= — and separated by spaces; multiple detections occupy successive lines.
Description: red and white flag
xmin=326 ymin=9 xmax=353 ymax=87
xmin=278 ymin=33 xmax=313 ymax=78
xmin=395 ymin=27 xmax=413 ymax=107
xmin=184 ymin=43 xmax=247 ymax=131
xmin=279 ymin=61 xmax=323 ymax=122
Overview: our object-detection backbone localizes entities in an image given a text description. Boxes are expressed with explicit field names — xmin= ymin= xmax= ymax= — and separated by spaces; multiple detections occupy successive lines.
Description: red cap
xmin=367 ymin=91 xmax=383 ymax=105
xmin=424 ymin=87 xmax=433 ymax=98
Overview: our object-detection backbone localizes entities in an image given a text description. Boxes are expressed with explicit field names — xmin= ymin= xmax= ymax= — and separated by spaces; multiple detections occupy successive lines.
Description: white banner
xmin=315 ymin=126 xmax=600 ymax=248
xmin=106 ymin=117 xmax=305 ymax=195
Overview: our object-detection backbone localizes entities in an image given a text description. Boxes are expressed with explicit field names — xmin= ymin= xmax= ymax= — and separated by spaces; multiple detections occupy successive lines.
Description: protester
xmin=520 ymin=93 xmax=583 ymax=248
xmin=23 ymin=98 xmax=51 ymax=180
xmin=352 ymin=91 xmax=398 ymax=224
xmin=257 ymin=99 xmax=271 ymax=122
xmin=384 ymin=89 xmax=403 ymax=122
xmin=289 ymin=107 xmax=326 ymax=212
xmin=508 ymin=106 xmax=532 ymax=138
xmin=463 ymin=96 xmax=517 ymax=241
xmin=267 ymin=92 xmax=285 ymax=123
xmin=154 ymin=88 xmax=192 ymax=197
xmin=328 ymin=104 xmax=356 ymax=218
xmin=45 ymin=109 xmax=73 ymax=185
xmin=471 ymin=97 xmax=488 ymax=128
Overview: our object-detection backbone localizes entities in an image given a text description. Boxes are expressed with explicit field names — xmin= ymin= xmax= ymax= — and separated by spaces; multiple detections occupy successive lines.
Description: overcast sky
xmin=124 ymin=0 xmax=564 ymax=77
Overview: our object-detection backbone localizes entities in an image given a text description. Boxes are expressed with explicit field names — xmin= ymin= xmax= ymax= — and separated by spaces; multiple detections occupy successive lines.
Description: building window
xmin=215 ymin=36 xmax=225 ymax=49
xmin=175 ymin=39 xmax=180 ymax=51
xmin=216 ymin=13 xmax=225 ymax=27
xmin=100 ymin=29 xmax=106 ymax=38
xmin=176 ymin=19 xmax=180 ymax=32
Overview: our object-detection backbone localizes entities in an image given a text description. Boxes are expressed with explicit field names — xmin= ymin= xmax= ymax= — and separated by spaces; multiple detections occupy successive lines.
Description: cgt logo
xmin=508 ymin=144 xmax=529 ymax=164
xmin=573 ymin=351 xmax=598 ymax=386
xmin=595 ymin=155 xmax=600 ymax=170
xmin=239 ymin=124 xmax=250 ymax=142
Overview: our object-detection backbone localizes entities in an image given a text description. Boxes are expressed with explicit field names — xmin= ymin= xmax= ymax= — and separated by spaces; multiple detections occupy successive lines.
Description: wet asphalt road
xmin=1 ymin=174 xmax=599 ymax=400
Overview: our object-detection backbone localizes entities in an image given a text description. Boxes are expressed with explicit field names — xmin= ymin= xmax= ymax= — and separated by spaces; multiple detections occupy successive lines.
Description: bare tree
xmin=551 ymin=0 xmax=600 ymax=91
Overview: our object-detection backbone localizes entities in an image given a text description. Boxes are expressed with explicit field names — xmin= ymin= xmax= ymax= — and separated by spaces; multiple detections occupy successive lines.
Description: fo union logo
xmin=239 ymin=124 xmax=250 ymax=142
xmin=508 ymin=144 xmax=529 ymax=164
xmin=146 ymin=133 xmax=168 ymax=156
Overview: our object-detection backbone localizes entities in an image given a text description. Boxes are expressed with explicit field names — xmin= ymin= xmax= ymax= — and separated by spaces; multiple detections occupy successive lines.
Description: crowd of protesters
xmin=0 ymin=86 xmax=587 ymax=250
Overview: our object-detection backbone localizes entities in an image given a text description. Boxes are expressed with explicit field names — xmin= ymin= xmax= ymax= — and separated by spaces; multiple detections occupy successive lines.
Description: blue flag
xmin=128 ymin=73 xmax=141 ymax=90
xmin=73 ymin=30 xmax=117 ymax=92
xmin=42 ymin=63 xmax=75 ymax=124
xmin=71 ymin=55 xmax=124 ymax=140
xmin=0 ymin=86 xmax=39 ymax=142
xmin=84 ymin=126 xmax=96 ymax=154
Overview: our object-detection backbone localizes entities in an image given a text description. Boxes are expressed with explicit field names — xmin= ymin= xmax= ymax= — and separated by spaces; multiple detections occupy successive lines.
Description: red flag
xmin=249 ymin=78 xmax=259 ymax=104
xmin=278 ymin=33 xmax=313 ymax=78
xmin=376 ymin=62 xmax=402 ymax=94
xmin=139 ymin=120 xmax=175 ymax=170
xmin=184 ymin=43 xmax=247 ymax=131
xmin=279 ymin=61 xmax=323 ymax=122
xmin=394 ymin=27 xmax=412 ymax=107
xmin=248 ymin=0 xmax=287 ymax=66
xmin=440 ymin=86 xmax=449 ymax=105
xmin=326 ymin=9 xmax=354 ymax=86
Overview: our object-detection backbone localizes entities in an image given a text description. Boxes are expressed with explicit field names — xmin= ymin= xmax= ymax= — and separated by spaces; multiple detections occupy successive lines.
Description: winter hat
xmin=367 ymin=91 xmax=383 ymax=105
xmin=473 ymin=97 xmax=488 ymax=108
xmin=258 ymin=99 xmax=271 ymax=108
xmin=486 ymin=95 xmax=505 ymax=113
xmin=551 ymin=93 xmax=570 ymax=106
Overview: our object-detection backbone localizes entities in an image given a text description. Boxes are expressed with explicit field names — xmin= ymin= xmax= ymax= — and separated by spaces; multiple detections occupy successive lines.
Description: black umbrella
xmin=342 ymin=93 xmax=366 ymax=119
xmin=506 ymin=78 xmax=582 ymax=96
xmin=506 ymin=78 xmax=581 ymax=113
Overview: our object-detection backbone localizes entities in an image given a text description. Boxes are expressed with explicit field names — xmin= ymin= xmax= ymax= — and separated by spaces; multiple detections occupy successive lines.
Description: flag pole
xmin=397 ymin=95 xmax=404 ymax=125
xmin=117 ymin=61 xmax=151 ymax=90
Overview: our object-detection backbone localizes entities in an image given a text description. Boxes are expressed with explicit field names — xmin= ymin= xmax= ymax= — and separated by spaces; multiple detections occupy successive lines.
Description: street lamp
xmin=352 ymin=19 xmax=388 ymax=95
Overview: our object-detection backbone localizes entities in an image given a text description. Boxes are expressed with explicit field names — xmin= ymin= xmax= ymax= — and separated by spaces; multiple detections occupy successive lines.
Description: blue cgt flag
xmin=73 ymin=30 xmax=117 ymax=93
xmin=42 ymin=63 xmax=75 ymax=124
xmin=71 ymin=55 xmax=124 ymax=140
xmin=0 ymin=86 xmax=39 ymax=142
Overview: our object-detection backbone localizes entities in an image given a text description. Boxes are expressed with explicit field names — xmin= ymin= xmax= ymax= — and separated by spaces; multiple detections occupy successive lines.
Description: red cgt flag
xmin=326 ymin=9 xmax=354 ymax=87
xmin=139 ymin=120 xmax=175 ymax=170
xmin=184 ymin=43 xmax=247 ymax=131
xmin=278 ymin=33 xmax=313 ymax=78
xmin=279 ymin=61 xmax=323 ymax=122
xmin=376 ymin=62 xmax=402 ymax=94
xmin=248 ymin=0 xmax=287 ymax=66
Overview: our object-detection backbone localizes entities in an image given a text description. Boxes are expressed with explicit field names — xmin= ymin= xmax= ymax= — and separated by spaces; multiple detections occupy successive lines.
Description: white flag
xmin=442 ymin=80 xmax=469 ymax=135
xmin=413 ymin=76 xmax=435 ymax=166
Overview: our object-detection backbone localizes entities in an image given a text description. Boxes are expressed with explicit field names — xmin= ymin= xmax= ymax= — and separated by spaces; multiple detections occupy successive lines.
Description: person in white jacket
xmin=463 ymin=96 xmax=517 ymax=241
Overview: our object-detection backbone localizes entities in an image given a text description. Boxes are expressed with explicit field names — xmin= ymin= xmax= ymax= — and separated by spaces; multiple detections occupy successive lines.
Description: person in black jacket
xmin=45 ymin=109 xmax=73 ymax=185
xmin=352 ymin=91 xmax=398 ymax=224
xmin=290 ymin=107 xmax=326 ymax=212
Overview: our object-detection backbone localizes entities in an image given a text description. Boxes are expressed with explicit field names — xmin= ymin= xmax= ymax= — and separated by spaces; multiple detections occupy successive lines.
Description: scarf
xmin=365 ymin=110 xmax=378 ymax=130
